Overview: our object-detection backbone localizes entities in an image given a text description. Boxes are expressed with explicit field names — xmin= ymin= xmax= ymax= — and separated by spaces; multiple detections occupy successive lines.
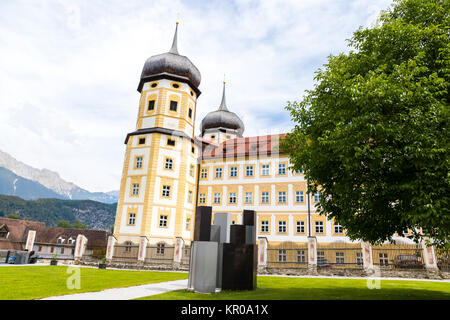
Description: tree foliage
xmin=57 ymin=220 xmax=73 ymax=228
xmin=282 ymin=0 xmax=449 ymax=248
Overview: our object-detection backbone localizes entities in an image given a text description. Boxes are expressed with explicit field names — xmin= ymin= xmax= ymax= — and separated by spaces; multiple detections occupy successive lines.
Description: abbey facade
xmin=112 ymin=24 xmax=422 ymax=269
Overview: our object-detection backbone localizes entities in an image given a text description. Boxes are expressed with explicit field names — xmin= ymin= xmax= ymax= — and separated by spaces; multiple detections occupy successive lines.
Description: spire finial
xmin=169 ymin=22 xmax=179 ymax=54
xmin=219 ymin=80 xmax=228 ymax=111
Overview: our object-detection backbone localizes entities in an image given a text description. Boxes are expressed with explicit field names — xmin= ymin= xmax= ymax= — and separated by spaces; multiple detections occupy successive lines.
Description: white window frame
xmin=278 ymin=163 xmax=286 ymax=175
xmin=278 ymin=191 xmax=286 ymax=203
xmin=278 ymin=249 xmax=287 ymax=262
xmin=132 ymin=183 xmax=140 ymax=196
xmin=164 ymin=158 xmax=173 ymax=170
xmin=262 ymin=164 xmax=270 ymax=176
xmin=315 ymin=221 xmax=324 ymax=234
xmin=159 ymin=215 xmax=168 ymax=228
xmin=162 ymin=185 xmax=171 ymax=197
xmin=297 ymin=250 xmax=306 ymax=263
xmin=215 ymin=167 xmax=223 ymax=178
xmin=278 ymin=220 xmax=287 ymax=233
xmin=199 ymin=193 xmax=206 ymax=204
xmin=214 ymin=193 xmax=221 ymax=204
xmin=230 ymin=166 xmax=237 ymax=177
xmin=128 ymin=213 xmax=136 ymax=225
xmin=296 ymin=221 xmax=305 ymax=233
xmin=261 ymin=192 xmax=270 ymax=204
xmin=296 ymin=191 xmax=304 ymax=203
xmin=245 ymin=192 xmax=252 ymax=204
xmin=135 ymin=156 xmax=143 ymax=169
xmin=261 ymin=220 xmax=269 ymax=233
xmin=229 ymin=192 xmax=237 ymax=204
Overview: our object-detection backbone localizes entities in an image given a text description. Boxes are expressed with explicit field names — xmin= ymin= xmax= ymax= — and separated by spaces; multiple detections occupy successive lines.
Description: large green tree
xmin=283 ymin=0 xmax=449 ymax=247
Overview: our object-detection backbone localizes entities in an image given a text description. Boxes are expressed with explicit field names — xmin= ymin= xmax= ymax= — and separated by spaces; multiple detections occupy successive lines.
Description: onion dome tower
xmin=113 ymin=23 xmax=201 ymax=248
xmin=200 ymin=81 xmax=245 ymax=143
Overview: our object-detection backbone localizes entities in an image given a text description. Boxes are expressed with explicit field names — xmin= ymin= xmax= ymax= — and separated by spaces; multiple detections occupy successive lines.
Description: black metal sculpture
xmin=188 ymin=206 xmax=257 ymax=293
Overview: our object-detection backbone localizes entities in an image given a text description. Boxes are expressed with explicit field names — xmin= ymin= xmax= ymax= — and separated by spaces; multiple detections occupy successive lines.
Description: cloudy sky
xmin=0 ymin=0 xmax=393 ymax=192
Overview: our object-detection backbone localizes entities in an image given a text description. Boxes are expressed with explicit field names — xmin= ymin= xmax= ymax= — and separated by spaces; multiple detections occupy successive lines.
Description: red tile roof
xmin=201 ymin=134 xmax=286 ymax=160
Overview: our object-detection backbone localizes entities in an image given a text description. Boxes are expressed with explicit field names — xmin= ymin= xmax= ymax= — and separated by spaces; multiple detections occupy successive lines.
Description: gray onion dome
xmin=201 ymin=82 xmax=245 ymax=136
xmin=138 ymin=23 xmax=201 ymax=92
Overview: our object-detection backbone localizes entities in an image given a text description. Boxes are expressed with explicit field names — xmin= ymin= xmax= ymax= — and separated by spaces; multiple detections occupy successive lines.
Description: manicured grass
xmin=0 ymin=265 xmax=188 ymax=300
xmin=138 ymin=276 xmax=450 ymax=300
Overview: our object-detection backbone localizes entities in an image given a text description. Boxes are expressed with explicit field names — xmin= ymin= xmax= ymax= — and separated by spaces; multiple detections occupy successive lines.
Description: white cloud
xmin=0 ymin=0 xmax=393 ymax=191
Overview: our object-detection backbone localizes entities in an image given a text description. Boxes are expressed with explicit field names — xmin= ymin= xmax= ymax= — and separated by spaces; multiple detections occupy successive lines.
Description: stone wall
xmin=258 ymin=266 xmax=450 ymax=279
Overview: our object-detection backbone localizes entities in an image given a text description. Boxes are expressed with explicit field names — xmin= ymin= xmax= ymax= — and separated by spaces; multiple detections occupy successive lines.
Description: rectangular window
xmin=334 ymin=224 xmax=343 ymax=234
xmin=261 ymin=192 xmax=270 ymax=204
xmin=159 ymin=215 xmax=168 ymax=227
xmin=229 ymin=192 xmax=237 ymax=204
xmin=188 ymin=108 xmax=192 ymax=118
xmin=295 ymin=191 xmax=304 ymax=203
xmin=278 ymin=220 xmax=287 ymax=233
xmin=278 ymin=249 xmax=287 ymax=262
xmin=128 ymin=213 xmax=136 ymax=225
xmin=230 ymin=166 xmax=238 ymax=177
xmin=167 ymin=139 xmax=176 ymax=146
xmin=314 ymin=191 xmax=321 ymax=202
xmin=188 ymin=191 xmax=193 ymax=203
xmin=262 ymin=164 xmax=270 ymax=176
xmin=278 ymin=191 xmax=286 ymax=203
xmin=379 ymin=253 xmax=389 ymax=267
xmin=186 ymin=218 xmax=191 ymax=231
xmin=132 ymin=183 xmax=140 ymax=196
xmin=315 ymin=221 xmax=324 ymax=234
xmin=317 ymin=251 xmax=325 ymax=263
xmin=245 ymin=192 xmax=252 ymax=204
xmin=162 ymin=185 xmax=171 ymax=197
xmin=200 ymin=168 xmax=208 ymax=179
xmin=214 ymin=193 xmax=221 ymax=204
xmin=296 ymin=221 xmax=305 ymax=233
xmin=189 ymin=165 xmax=194 ymax=177
xmin=261 ymin=220 xmax=269 ymax=233
xmin=148 ymin=100 xmax=155 ymax=111
xmin=138 ymin=137 xmax=146 ymax=145
xmin=135 ymin=156 xmax=143 ymax=169
xmin=245 ymin=165 xmax=253 ymax=177
xmin=164 ymin=158 xmax=173 ymax=170
xmin=336 ymin=252 xmax=345 ymax=266
xmin=215 ymin=167 xmax=222 ymax=178
xmin=169 ymin=100 xmax=178 ymax=112
xmin=278 ymin=163 xmax=286 ymax=175
xmin=199 ymin=193 xmax=206 ymax=204
xmin=297 ymin=250 xmax=306 ymax=263
xmin=356 ymin=252 xmax=363 ymax=266
xmin=156 ymin=243 xmax=165 ymax=254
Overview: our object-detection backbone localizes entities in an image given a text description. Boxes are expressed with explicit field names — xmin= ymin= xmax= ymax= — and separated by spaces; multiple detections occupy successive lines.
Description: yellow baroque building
xmin=113 ymin=23 xmax=418 ymax=256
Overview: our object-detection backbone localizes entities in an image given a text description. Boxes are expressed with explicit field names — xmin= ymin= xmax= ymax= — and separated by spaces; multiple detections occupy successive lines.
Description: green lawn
xmin=0 ymin=265 xmax=188 ymax=300
xmin=138 ymin=276 xmax=450 ymax=300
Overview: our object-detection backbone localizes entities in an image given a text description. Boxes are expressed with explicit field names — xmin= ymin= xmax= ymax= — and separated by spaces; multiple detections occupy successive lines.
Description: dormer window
xmin=0 ymin=225 xmax=9 ymax=239
xmin=57 ymin=236 xmax=65 ymax=244
xmin=68 ymin=237 xmax=75 ymax=244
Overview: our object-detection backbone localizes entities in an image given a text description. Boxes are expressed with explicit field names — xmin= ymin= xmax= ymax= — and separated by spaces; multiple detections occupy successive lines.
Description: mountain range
xmin=0 ymin=150 xmax=118 ymax=203
xmin=0 ymin=195 xmax=116 ymax=231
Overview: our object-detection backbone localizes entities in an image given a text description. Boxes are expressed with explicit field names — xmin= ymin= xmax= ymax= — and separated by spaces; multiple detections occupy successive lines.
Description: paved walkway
xmin=41 ymin=279 xmax=188 ymax=300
